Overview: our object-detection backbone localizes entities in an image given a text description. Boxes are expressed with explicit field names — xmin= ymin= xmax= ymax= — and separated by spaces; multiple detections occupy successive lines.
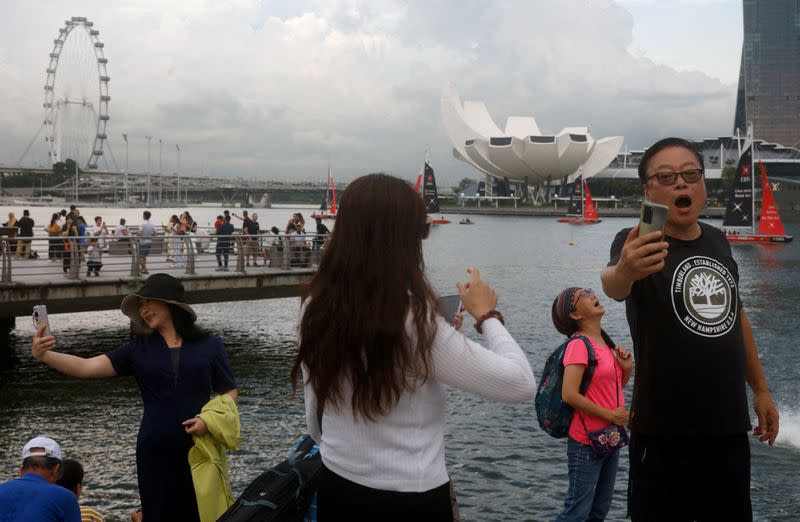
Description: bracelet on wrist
xmin=474 ymin=310 xmax=504 ymax=334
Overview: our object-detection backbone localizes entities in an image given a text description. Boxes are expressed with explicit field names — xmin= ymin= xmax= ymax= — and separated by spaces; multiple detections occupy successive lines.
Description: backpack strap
xmin=568 ymin=335 xmax=597 ymax=396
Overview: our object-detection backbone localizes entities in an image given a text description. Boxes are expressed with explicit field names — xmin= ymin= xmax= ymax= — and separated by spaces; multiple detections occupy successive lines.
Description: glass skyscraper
xmin=734 ymin=0 xmax=800 ymax=147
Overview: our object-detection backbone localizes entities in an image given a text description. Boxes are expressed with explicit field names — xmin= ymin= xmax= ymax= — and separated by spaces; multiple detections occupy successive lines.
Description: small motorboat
xmin=459 ymin=218 xmax=474 ymax=225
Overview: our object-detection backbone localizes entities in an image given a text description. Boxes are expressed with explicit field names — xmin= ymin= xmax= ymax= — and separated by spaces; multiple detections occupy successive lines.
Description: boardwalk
xmin=0 ymin=234 xmax=317 ymax=317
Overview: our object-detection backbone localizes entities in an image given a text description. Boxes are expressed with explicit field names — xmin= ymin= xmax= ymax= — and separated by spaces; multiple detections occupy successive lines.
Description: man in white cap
xmin=0 ymin=436 xmax=81 ymax=521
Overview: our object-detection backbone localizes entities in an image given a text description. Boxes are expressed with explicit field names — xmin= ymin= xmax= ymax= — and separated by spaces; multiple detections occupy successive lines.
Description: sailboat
xmin=723 ymin=133 xmax=792 ymax=244
xmin=557 ymin=176 xmax=601 ymax=224
xmin=311 ymin=168 xmax=337 ymax=220
xmin=416 ymin=159 xmax=450 ymax=224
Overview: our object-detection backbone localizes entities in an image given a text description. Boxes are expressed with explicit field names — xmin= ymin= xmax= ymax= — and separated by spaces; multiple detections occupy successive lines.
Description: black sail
xmin=423 ymin=161 xmax=440 ymax=213
xmin=723 ymin=144 xmax=754 ymax=228
xmin=566 ymin=176 xmax=583 ymax=217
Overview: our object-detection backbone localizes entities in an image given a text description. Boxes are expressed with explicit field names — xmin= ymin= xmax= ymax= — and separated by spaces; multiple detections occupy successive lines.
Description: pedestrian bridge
xmin=0 ymin=232 xmax=317 ymax=319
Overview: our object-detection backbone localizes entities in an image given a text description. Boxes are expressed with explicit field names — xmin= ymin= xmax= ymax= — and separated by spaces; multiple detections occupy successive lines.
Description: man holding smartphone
xmin=601 ymin=137 xmax=779 ymax=521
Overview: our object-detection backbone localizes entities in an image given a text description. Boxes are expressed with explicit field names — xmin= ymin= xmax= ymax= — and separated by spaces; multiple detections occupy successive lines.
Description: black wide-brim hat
xmin=121 ymin=273 xmax=196 ymax=327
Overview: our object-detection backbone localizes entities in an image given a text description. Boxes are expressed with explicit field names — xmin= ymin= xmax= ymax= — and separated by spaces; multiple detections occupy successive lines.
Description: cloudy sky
xmin=0 ymin=0 xmax=743 ymax=184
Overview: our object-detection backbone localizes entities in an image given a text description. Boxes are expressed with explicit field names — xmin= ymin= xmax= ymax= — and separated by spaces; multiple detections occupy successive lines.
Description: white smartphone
xmin=32 ymin=305 xmax=51 ymax=337
xmin=639 ymin=200 xmax=669 ymax=238
xmin=438 ymin=295 xmax=462 ymax=325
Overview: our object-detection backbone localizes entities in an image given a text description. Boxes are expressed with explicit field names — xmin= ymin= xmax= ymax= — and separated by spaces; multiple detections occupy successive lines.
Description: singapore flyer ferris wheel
xmin=43 ymin=16 xmax=110 ymax=169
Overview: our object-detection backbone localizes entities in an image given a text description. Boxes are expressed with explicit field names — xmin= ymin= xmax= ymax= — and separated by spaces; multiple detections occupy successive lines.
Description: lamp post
xmin=176 ymin=144 xmax=181 ymax=204
xmin=145 ymin=135 xmax=152 ymax=204
xmin=158 ymin=138 xmax=163 ymax=203
xmin=122 ymin=133 xmax=129 ymax=202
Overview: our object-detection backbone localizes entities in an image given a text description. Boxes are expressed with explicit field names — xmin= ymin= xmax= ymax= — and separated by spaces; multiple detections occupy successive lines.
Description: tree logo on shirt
xmin=671 ymin=256 xmax=737 ymax=337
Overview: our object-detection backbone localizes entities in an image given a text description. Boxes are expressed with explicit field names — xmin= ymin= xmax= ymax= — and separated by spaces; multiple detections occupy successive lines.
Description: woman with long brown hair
xmin=292 ymin=173 xmax=535 ymax=520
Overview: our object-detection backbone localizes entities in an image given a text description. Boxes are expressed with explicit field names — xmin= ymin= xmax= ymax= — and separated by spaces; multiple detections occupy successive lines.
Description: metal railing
xmin=0 ymin=232 xmax=327 ymax=284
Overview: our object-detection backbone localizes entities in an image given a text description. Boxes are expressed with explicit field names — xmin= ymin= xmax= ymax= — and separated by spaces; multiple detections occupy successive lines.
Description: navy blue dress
xmin=106 ymin=334 xmax=237 ymax=522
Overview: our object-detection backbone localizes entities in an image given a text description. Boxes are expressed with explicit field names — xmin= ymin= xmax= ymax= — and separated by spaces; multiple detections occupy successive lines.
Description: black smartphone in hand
xmin=438 ymin=295 xmax=462 ymax=325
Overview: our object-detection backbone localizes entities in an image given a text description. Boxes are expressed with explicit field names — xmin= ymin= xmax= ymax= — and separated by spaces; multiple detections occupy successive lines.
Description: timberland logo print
xmin=671 ymin=256 xmax=737 ymax=337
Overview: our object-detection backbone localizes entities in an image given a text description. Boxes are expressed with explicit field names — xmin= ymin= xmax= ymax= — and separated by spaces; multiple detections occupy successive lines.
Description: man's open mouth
xmin=675 ymin=195 xmax=692 ymax=208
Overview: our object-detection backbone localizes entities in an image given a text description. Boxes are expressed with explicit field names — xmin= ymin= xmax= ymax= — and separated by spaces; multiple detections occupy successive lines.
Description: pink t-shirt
xmin=562 ymin=336 xmax=624 ymax=445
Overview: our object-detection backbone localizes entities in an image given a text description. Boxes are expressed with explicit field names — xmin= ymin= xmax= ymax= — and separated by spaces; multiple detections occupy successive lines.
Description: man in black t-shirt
xmin=16 ymin=209 xmax=35 ymax=258
xmin=601 ymin=138 xmax=779 ymax=521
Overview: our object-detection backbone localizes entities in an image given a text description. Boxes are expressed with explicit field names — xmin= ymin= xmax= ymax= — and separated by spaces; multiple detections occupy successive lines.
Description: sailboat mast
xmin=749 ymin=124 xmax=756 ymax=235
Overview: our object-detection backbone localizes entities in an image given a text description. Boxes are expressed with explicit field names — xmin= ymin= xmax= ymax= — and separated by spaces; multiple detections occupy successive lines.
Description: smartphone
xmin=438 ymin=295 xmax=462 ymax=325
xmin=32 ymin=305 xmax=51 ymax=337
xmin=639 ymin=201 xmax=669 ymax=238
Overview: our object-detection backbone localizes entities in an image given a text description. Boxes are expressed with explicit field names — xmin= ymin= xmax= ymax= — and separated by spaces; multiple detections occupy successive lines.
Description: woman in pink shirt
xmin=552 ymin=287 xmax=633 ymax=522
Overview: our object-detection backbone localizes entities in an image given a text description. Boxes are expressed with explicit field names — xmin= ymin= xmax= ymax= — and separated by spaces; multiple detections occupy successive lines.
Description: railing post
xmin=235 ymin=236 xmax=245 ymax=273
xmin=281 ymin=235 xmax=290 ymax=269
xmin=66 ymin=240 xmax=80 ymax=280
xmin=184 ymin=236 xmax=196 ymax=275
xmin=0 ymin=240 xmax=10 ymax=283
xmin=130 ymin=238 xmax=141 ymax=278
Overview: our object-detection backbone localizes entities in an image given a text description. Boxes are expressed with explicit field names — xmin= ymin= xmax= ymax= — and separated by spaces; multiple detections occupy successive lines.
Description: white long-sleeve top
xmin=301 ymin=314 xmax=536 ymax=492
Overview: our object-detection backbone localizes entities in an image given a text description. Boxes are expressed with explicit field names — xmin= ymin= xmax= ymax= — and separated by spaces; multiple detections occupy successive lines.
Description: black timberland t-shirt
xmin=609 ymin=222 xmax=751 ymax=436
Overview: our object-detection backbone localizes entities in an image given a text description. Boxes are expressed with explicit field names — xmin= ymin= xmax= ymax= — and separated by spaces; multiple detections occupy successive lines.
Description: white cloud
xmin=0 ymin=0 xmax=738 ymax=184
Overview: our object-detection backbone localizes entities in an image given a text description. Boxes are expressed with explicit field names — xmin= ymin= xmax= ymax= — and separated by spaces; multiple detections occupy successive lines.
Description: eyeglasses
xmin=570 ymin=288 xmax=595 ymax=312
xmin=647 ymin=169 xmax=704 ymax=186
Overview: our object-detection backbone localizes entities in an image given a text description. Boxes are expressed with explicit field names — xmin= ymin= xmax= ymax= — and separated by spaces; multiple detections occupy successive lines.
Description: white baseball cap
xmin=22 ymin=436 xmax=62 ymax=461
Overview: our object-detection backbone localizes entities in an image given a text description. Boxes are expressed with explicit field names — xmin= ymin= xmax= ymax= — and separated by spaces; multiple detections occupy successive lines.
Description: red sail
xmin=583 ymin=181 xmax=599 ymax=221
xmin=415 ymin=174 xmax=422 ymax=194
xmin=757 ymin=161 xmax=785 ymax=236
xmin=330 ymin=175 xmax=337 ymax=215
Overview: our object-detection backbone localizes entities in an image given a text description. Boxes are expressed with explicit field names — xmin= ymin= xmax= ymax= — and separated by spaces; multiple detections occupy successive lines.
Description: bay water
xmin=1 ymin=205 xmax=798 ymax=520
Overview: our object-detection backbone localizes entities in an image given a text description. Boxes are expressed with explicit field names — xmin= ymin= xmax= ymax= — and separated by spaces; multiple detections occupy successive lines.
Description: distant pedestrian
xmin=61 ymin=216 xmax=79 ymax=275
xmin=215 ymin=216 xmax=234 ymax=271
xmin=66 ymin=205 xmax=79 ymax=224
xmin=138 ymin=211 xmax=155 ymax=274
xmin=86 ymin=238 xmax=103 ymax=277
xmin=214 ymin=215 xmax=224 ymax=229
xmin=0 ymin=436 xmax=81 ymax=522
xmin=236 ymin=211 xmax=260 ymax=267
xmin=165 ymin=215 xmax=179 ymax=263
xmin=16 ymin=209 xmax=35 ymax=258
xmin=312 ymin=217 xmax=329 ymax=264
xmin=76 ymin=216 xmax=88 ymax=257
xmin=46 ymin=213 xmax=63 ymax=261
xmin=56 ymin=459 xmax=105 ymax=522
xmin=92 ymin=217 xmax=109 ymax=250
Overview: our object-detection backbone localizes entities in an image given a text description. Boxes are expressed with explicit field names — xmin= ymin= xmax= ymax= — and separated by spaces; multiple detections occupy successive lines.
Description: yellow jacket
xmin=189 ymin=394 xmax=243 ymax=522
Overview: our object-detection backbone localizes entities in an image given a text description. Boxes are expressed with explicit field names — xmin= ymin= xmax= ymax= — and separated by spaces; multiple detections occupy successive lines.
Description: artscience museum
xmin=441 ymin=86 xmax=624 ymax=187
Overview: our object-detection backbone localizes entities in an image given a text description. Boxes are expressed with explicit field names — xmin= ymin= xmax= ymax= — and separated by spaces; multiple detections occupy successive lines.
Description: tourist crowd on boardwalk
xmin=0 ymin=138 xmax=784 ymax=522
xmin=1 ymin=205 xmax=329 ymax=276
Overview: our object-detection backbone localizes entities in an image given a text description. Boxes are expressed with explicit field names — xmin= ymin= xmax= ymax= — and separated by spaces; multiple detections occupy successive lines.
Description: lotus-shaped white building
xmin=441 ymin=86 xmax=623 ymax=185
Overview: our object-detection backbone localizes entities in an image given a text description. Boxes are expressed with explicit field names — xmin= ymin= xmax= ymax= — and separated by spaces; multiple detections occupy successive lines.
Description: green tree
xmin=453 ymin=177 xmax=477 ymax=193
xmin=719 ymin=166 xmax=736 ymax=196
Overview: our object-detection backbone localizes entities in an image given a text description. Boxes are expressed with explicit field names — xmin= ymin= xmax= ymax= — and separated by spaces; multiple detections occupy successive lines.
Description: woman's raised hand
xmin=457 ymin=267 xmax=498 ymax=320
xmin=32 ymin=323 xmax=56 ymax=360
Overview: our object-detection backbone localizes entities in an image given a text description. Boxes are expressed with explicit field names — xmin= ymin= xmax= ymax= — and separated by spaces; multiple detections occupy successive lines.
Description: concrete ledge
xmin=0 ymin=270 xmax=314 ymax=317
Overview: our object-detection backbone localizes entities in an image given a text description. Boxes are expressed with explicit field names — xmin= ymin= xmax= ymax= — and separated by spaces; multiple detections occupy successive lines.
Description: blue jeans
xmin=556 ymin=437 xmax=620 ymax=522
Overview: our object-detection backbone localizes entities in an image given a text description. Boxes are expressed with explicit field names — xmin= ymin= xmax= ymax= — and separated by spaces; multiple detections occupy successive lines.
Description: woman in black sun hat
xmin=32 ymin=273 xmax=238 ymax=521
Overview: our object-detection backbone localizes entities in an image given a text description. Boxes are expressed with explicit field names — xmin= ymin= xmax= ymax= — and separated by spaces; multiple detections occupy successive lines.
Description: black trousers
xmin=317 ymin=465 xmax=453 ymax=522
xmin=628 ymin=431 xmax=752 ymax=521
